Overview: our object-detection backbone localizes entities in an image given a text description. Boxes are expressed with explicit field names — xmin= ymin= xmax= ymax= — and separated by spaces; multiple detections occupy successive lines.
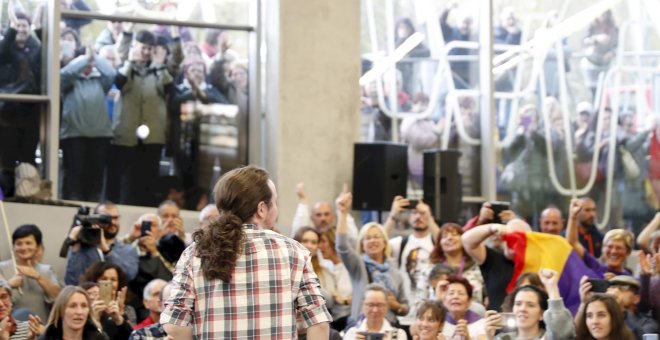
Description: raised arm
xmin=290 ymin=182 xmax=312 ymax=236
xmin=565 ymin=198 xmax=585 ymax=258
xmin=461 ymin=223 xmax=501 ymax=265
xmin=637 ymin=212 xmax=660 ymax=253
xmin=384 ymin=196 xmax=408 ymax=236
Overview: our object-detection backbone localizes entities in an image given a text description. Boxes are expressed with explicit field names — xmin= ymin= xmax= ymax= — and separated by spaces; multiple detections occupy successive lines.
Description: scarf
xmin=362 ymin=254 xmax=394 ymax=292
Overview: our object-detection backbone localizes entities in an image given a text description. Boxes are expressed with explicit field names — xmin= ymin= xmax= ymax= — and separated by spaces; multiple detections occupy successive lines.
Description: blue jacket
xmin=65 ymin=240 xmax=138 ymax=285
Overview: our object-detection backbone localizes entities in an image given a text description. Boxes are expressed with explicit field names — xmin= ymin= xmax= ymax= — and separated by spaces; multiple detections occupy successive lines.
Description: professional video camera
xmin=73 ymin=206 xmax=112 ymax=246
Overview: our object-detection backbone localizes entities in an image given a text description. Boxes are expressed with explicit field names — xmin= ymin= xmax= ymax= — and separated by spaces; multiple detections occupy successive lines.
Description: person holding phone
xmin=384 ymin=196 xmax=440 ymax=321
xmin=343 ymin=284 xmax=408 ymax=340
xmin=484 ymin=268 xmax=575 ymax=340
xmin=79 ymin=262 xmax=134 ymax=339
xmin=462 ymin=202 xmax=517 ymax=231
xmin=462 ymin=219 xmax=531 ymax=311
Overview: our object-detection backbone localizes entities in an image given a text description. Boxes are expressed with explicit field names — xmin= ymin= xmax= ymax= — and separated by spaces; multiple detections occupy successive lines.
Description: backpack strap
xmin=397 ymin=235 xmax=409 ymax=268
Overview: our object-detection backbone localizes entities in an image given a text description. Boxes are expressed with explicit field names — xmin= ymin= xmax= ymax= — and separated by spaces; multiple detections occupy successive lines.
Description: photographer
xmin=484 ymin=269 xmax=575 ymax=340
xmin=64 ymin=202 xmax=139 ymax=285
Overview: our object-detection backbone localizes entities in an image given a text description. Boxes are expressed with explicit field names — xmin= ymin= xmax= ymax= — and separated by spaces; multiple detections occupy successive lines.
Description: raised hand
xmin=295 ymin=182 xmax=307 ymax=203
xmin=26 ymin=314 xmax=44 ymax=340
xmin=569 ymin=198 xmax=583 ymax=218
xmin=335 ymin=183 xmax=352 ymax=215
xmin=539 ymin=268 xmax=560 ymax=299
xmin=477 ymin=202 xmax=494 ymax=224
xmin=390 ymin=196 xmax=410 ymax=217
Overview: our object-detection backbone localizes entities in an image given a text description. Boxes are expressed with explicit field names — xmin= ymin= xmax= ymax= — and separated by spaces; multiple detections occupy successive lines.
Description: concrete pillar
xmin=265 ymin=0 xmax=362 ymax=234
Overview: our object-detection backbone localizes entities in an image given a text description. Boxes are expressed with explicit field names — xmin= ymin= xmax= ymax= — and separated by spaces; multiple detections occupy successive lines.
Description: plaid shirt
xmin=161 ymin=225 xmax=331 ymax=339
xmin=128 ymin=323 xmax=167 ymax=340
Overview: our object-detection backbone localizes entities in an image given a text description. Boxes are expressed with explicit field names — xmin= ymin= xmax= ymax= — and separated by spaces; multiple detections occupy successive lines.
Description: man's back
xmin=161 ymin=226 xmax=331 ymax=339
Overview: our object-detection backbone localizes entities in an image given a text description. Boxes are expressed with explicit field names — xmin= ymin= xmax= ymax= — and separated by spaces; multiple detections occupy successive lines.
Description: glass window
xmin=57 ymin=18 xmax=250 ymax=208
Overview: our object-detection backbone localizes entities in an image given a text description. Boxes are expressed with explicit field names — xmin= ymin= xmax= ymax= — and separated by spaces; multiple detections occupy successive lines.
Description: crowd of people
xmin=362 ymin=5 xmax=655 ymax=236
xmin=0 ymin=0 xmax=249 ymax=210
xmin=1 ymin=166 xmax=659 ymax=339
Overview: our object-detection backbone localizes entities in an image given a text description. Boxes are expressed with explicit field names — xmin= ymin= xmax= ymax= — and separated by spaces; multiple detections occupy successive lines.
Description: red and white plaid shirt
xmin=160 ymin=225 xmax=331 ymax=339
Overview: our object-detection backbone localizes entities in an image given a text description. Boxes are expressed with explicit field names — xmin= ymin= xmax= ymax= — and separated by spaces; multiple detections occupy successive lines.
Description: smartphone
xmin=588 ymin=278 xmax=610 ymax=293
xmin=499 ymin=312 xmax=517 ymax=331
xmin=490 ymin=201 xmax=510 ymax=223
xmin=405 ymin=199 xmax=419 ymax=209
xmin=141 ymin=220 xmax=152 ymax=237
xmin=98 ymin=280 xmax=113 ymax=304
xmin=357 ymin=332 xmax=384 ymax=340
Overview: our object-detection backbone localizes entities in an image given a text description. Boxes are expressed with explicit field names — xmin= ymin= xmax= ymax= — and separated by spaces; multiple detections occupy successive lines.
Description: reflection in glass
xmin=0 ymin=0 xmax=45 ymax=198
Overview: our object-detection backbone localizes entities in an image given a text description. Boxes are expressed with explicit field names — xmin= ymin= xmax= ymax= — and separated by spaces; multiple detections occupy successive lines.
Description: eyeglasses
xmin=363 ymin=235 xmax=383 ymax=241
xmin=364 ymin=302 xmax=387 ymax=309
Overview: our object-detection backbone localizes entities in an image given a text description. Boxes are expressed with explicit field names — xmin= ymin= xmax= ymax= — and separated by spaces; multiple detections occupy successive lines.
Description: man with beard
xmin=385 ymin=196 xmax=440 ymax=317
xmin=569 ymin=197 xmax=604 ymax=258
xmin=64 ymin=201 xmax=139 ymax=285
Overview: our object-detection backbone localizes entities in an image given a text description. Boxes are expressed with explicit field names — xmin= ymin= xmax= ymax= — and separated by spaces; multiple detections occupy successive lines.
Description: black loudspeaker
xmin=353 ymin=143 xmax=408 ymax=211
xmin=423 ymin=149 xmax=462 ymax=224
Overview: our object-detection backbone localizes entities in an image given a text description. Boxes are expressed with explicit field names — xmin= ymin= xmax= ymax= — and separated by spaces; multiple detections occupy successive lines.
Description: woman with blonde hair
xmin=38 ymin=286 xmax=108 ymax=340
xmin=336 ymin=191 xmax=408 ymax=329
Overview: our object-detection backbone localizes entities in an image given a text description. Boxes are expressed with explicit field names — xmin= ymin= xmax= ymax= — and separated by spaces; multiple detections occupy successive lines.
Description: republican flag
xmin=501 ymin=231 xmax=599 ymax=315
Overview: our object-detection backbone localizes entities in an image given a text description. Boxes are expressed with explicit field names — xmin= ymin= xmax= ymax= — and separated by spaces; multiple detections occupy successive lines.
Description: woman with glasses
xmin=343 ymin=284 xmax=408 ymax=340
xmin=0 ymin=279 xmax=44 ymax=340
xmin=566 ymin=199 xmax=633 ymax=278
xmin=336 ymin=192 xmax=408 ymax=329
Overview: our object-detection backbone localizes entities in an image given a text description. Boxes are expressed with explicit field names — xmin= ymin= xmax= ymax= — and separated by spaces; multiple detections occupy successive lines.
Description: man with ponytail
xmin=160 ymin=165 xmax=331 ymax=339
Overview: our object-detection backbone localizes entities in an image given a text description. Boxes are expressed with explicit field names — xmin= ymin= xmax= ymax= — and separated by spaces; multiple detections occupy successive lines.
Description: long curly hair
xmin=193 ymin=165 xmax=273 ymax=282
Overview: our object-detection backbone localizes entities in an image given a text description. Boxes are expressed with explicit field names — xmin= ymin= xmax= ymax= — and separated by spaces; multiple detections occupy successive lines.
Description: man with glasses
xmin=606 ymin=275 xmax=660 ymax=338
xmin=64 ymin=201 xmax=139 ymax=285
xmin=343 ymin=284 xmax=407 ymax=339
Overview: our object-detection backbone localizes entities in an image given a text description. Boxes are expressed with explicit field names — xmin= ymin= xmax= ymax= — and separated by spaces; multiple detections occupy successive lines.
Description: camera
xmin=73 ymin=206 xmax=112 ymax=246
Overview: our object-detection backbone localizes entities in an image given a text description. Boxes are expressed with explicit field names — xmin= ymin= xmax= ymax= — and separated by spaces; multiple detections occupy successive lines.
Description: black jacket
xmin=38 ymin=321 xmax=109 ymax=340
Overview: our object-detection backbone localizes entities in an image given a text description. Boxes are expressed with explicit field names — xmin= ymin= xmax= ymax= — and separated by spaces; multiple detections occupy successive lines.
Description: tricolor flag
xmin=501 ymin=231 xmax=599 ymax=315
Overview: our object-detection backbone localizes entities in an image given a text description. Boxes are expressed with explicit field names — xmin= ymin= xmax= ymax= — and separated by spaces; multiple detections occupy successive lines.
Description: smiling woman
xmin=575 ymin=294 xmax=634 ymax=340
xmin=0 ymin=225 xmax=61 ymax=321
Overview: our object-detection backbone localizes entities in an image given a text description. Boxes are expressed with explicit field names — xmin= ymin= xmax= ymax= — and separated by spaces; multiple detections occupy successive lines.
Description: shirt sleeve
xmin=296 ymin=256 xmax=332 ymax=328
xmin=160 ymin=245 xmax=197 ymax=327
xmin=291 ymin=203 xmax=313 ymax=236
xmin=544 ymin=298 xmax=576 ymax=340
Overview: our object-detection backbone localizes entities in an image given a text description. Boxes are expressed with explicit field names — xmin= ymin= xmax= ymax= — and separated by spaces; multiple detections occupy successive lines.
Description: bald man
xmin=539 ymin=207 xmax=564 ymax=235
xmin=291 ymin=183 xmax=358 ymax=239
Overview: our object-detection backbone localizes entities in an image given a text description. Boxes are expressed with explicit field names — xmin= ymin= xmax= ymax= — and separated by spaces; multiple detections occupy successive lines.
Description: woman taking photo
xmin=575 ymin=294 xmax=634 ymax=340
xmin=336 ymin=192 xmax=408 ymax=328
xmin=484 ymin=269 xmax=575 ymax=340
xmin=38 ymin=286 xmax=108 ymax=340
